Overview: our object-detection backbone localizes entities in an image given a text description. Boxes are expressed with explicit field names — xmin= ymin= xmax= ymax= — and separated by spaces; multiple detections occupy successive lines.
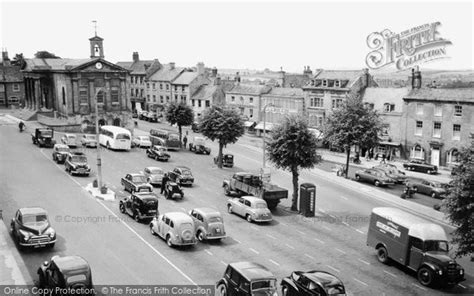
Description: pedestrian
xmin=160 ymin=173 xmax=169 ymax=195
xmin=381 ymin=153 xmax=386 ymax=164
xmin=182 ymin=135 xmax=188 ymax=149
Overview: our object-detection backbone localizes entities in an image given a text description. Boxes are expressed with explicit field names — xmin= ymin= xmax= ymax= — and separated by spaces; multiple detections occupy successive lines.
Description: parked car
xmin=139 ymin=111 xmax=149 ymax=120
xmin=121 ymin=173 xmax=153 ymax=193
xmin=189 ymin=208 xmax=226 ymax=241
xmin=31 ymin=128 xmax=56 ymax=148
xmin=61 ymin=133 xmax=78 ymax=148
xmin=168 ymin=166 xmax=194 ymax=186
xmin=403 ymin=160 xmax=438 ymax=174
xmin=281 ymin=270 xmax=346 ymax=296
xmin=65 ymin=152 xmax=91 ymax=176
xmin=214 ymin=153 xmax=234 ymax=168
xmin=189 ymin=136 xmax=211 ymax=155
xmin=373 ymin=164 xmax=407 ymax=184
xmin=407 ymin=179 xmax=447 ymax=199
xmin=37 ymin=255 xmax=93 ymax=291
xmin=52 ymin=144 xmax=71 ymax=164
xmin=163 ymin=182 xmax=184 ymax=200
xmin=132 ymin=135 xmax=152 ymax=148
xmin=227 ymin=196 xmax=273 ymax=223
xmin=146 ymin=145 xmax=170 ymax=161
xmin=149 ymin=212 xmax=197 ymax=247
xmin=119 ymin=188 xmax=159 ymax=222
xmin=216 ymin=262 xmax=277 ymax=296
xmin=142 ymin=166 xmax=165 ymax=186
xmin=145 ymin=111 xmax=160 ymax=122
xmin=81 ymin=134 xmax=97 ymax=148
xmin=10 ymin=207 xmax=56 ymax=250
xmin=191 ymin=121 xmax=201 ymax=133
xmin=355 ymin=168 xmax=395 ymax=187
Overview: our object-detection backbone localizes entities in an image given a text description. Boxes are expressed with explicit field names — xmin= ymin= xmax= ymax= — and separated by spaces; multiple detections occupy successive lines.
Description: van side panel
xmin=367 ymin=212 xmax=410 ymax=265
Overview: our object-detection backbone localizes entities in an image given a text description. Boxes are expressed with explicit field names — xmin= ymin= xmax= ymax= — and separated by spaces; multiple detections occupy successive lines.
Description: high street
xmin=0 ymin=118 xmax=472 ymax=296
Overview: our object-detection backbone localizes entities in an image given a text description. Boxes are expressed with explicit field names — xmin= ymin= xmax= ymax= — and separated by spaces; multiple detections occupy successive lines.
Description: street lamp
xmin=94 ymin=88 xmax=104 ymax=190
xmin=262 ymin=102 xmax=275 ymax=168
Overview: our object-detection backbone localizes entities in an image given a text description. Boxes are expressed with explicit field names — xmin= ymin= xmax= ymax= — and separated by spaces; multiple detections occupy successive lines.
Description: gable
xmin=70 ymin=59 xmax=129 ymax=73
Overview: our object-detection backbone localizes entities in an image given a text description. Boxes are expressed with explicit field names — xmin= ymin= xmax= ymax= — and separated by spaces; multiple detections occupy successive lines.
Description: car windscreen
xmin=149 ymin=168 xmax=163 ymax=174
xmin=208 ymin=216 xmax=222 ymax=223
xmin=41 ymin=131 xmax=53 ymax=137
xmin=68 ymin=135 xmax=76 ymax=139
xmin=424 ymin=240 xmax=449 ymax=252
xmin=132 ymin=176 xmax=147 ymax=183
xmin=181 ymin=170 xmax=192 ymax=176
xmin=116 ymin=133 xmax=130 ymax=140
xmin=168 ymin=134 xmax=179 ymax=140
xmin=57 ymin=147 xmax=70 ymax=152
xmin=157 ymin=147 xmax=167 ymax=152
xmin=85 ymin=135 xmax=96 ymax=140
xmin=432 ymin=182 xmax=443 ymax=188
xmin=254 ymin=203 xmax=267 ymax=209
xmin=72 ymin=156 xmax=87 ymax=163
xmin=251 ymin=279 xmax=276 ymax=291
xmin=22 ymin=214 xmax=48 ymax=226
xmin=139 ymin=136 xmax=150 ymax=141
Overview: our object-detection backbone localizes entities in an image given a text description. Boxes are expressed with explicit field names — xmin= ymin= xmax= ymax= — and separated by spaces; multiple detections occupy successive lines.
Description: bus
xmin=149 ymin=129 xmax=181 ymax=150
xmin=99 ymin=125 xmax=132 ymax=150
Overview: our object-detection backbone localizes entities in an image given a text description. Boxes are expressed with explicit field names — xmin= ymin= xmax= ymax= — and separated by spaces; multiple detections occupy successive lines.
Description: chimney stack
xmin=411 ymin=66 xmax=422 ymax=89
xmin=303 ymin=65 xmax=313 ymax=76
xmin=214 ymin=76 xmax=221 ymax=86
xmin=169 ymin=62 xmax=175 ymax=70
xmin=196 ymin=62 xmax=205 ymax=75
xmin=235 ymin=72 xmax=241 ymax=83
xmin=2 ymin=50 xmax=11 ymax=66
xmin=363 ymin=68 xmax=370 ymax=87
xmin=132 ymin=52 xmax=139 ymax=62
xmin=211 ymin=67 xmax=218 ymax=77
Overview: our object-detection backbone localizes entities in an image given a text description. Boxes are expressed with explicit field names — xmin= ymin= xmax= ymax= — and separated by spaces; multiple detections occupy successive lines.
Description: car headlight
xmin=438 ymin=270 xmax=443 ymax=275
xmin=460 ymin=269 xmax=464 ymax=275
xmin=45 ymin=228 xmax=55 ymax=238
xmin=19 ymin=230 xmax=31 ymax=240
xmin=272 ymin=292 xmax=278 ymax=296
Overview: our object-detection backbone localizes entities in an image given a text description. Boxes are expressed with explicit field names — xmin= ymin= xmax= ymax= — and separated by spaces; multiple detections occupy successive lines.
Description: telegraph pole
xmin=94 ymin=88 xmax=103 ymax=189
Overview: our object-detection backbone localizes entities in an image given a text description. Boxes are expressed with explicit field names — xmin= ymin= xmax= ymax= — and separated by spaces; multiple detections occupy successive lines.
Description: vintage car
xmin=227 ymin=196 xmax=273 ymax=223
xmin=52 ymin=144 xmax=71 ymax=164
xmin=281 ymin=270 xmax=346 ymax=296
xmin=65 ymin=152 xmax=91 ymax=176
xmin=121 ymin=173 xmax=153 ymax=193
xmin=142 ymin=166 xmax=165 ymax=186
xmin=37 ymin=255 xmax=93 ymax=291
xmin=119 ymin=188 xmax=159 ymax=222
xmin=189 ymin=208 xmax=226 ymax=241
xmin=61 ymin=133 xmax=78 ymax=148
xmin=189 ymin=136 xmax=211 ymax=155
xmin=138 ymin=111 xmax=149 ymax=120
xmin=149 ymin=212 xmax=197 ymax=247
xmin=373 ymin=164 xmax=407 ymax=184
xmin=32 ymin=128 xmax=56 ymax=148
xmin=355 ymin=168 xmax=395 ymax=187
xmin=132 ymin=135 xmax=152 ymax=148
xmin=407 ymin=179 xmax=447 ymax=199
xmin=144 ymin=111 xmax=160 ymax=122
xmin=10 ymin=207 xmax=56 ymax=250
xmin=80 ymin=134 xmax=97 ymax=148
xmin=168 ymin=166 xmax=194 ymax=186
xmin=216 ymin=262 xmax=277 ymax=296
xmin=403 ymin=159 xmax=438 ymax=174
xmin=146 ymin=145 xmax=170 ymax=161
xmin=214 ymin=153 xmax=234 ymax=168
xmin=163 ymin=182 xmax=184 ymax=200
xmin=191 ymin=121 xmax=201 ymax=133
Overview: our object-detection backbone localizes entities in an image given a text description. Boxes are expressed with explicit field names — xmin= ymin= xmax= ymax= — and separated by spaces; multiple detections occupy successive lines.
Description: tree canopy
xmin=165 ymin=102 xmax=194 ymax=143
xmin=11 ymin=53 xmax=26 ymax=69
xmin=34 ymin=51 xmax=61 ymax=59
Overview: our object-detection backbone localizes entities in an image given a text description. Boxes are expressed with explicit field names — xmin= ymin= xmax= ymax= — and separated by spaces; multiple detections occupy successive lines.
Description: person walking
xmin=182 ymin=135 xmax=188 ymax=149
xmin=160 ymin=173 xmax=169 ymax=195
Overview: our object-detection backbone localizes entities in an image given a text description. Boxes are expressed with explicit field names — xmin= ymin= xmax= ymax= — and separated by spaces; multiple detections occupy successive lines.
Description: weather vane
xmin=92 ymin=20 xmax=97 ymax=36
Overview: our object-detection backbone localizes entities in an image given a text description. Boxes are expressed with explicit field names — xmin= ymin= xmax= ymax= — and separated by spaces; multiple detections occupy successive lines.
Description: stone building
xmin=22 ymin=34 xmax=131 ymax=128
xmin=225 ymin=83 xmax=271 ymax=124
xmin=145 ymin=62 xmax=185 ymax=111
xmin=190 ymin=76 xmax=233 ymax=119
xmin=0 ymin=51 xmax=25 ymax=108
xmin=172 ymin=62 xmax=211 ymax=114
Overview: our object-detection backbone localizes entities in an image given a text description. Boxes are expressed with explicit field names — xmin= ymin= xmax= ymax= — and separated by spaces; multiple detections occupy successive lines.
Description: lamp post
xmin=262 ymin=102 xmax=275 ymax=168
xmin=94 ymin=88 xmax=104 ymax=190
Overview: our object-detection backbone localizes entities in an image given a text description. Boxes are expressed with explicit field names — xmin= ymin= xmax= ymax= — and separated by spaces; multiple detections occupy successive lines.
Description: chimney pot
xmin=169 ymin=62 xmax=175 ymax=70
xmin=132 ymin=52 xmax=139 ymax=62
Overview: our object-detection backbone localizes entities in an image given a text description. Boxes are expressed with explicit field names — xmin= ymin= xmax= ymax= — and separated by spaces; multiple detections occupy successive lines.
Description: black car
xmin=52 ymin=144 xmax=71 ymax=164
xmin=10 ymin=207 xmax=56 ymax=250
xmin=38 ymin=255 xmax=93 ymax=292
xmin=65 ymin=152 xmax=91 ymax=176
xmin=281 ymin=270 xmax=346 ymax=296
xmin=189 ymin=136 xmax=211 ymax=155
xmin=214 ymin=153 xmax=234 ymax=168
xmin=146 ymin=145 xmax=170 ymax=161
xmin=119 ymin=188 xmax=159 ymax=222
xmin=403 ymin=160 xmax=438 ymax=174
xmin=168 ymin=166 xmax=194 ymax=186
xmin=163 ymin=182 xmax=184 ymax=200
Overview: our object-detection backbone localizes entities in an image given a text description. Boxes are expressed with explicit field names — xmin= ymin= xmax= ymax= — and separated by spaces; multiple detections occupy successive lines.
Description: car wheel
xmin=166 ymin=235 xmax=173 ymax=247
xmin=134 ymin=212 xmax=140 ymax=222
xmin=355 ymin=175 xmax=360 ymax=181
xmin=374 ymin=180 xmax=381 ymax=187
xmin=223 ymin=185 xmax=230 ymax=196
xmin=281 ymin=285 xmax=289 ymax=296
xmin=119 ymin=203 xmax=125 ymax=213
xmin=376 ymin=246 xmax=389 ymax=264
xmin=427 ymin=170 xmax=431 ymax=174
xmin=47 ymin=243 xmax=55 ymax=249
xmin=150 ymin=224 xmax=156 ymax=235
xmin=197 ymin=231 xmax=205 ymax=242
xmin=216 ymin=284 xmax=227 ymax=296
xmin=227 ymin=205 xmax=232 ymax=214
xmin=246 ymin=214 xmax=252 ymax=223
xmin=417 ymin=266 xmax=434 ymax=287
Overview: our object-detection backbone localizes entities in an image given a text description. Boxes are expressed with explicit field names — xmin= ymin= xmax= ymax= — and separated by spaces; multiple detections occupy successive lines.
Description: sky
xmin=1 ymin=0 xmax=473 ymax=73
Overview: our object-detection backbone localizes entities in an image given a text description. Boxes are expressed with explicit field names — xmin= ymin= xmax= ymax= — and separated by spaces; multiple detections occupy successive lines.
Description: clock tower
xmin=89 ymin=35 xmax=104 ymax=59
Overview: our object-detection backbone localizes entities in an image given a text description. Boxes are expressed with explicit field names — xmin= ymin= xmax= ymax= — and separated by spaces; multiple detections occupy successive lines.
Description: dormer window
xmin=383 ymin=103 xmax=395 ymax=112
xmin=322 ymin=80 xmax=328 ymax=87
xmin=335 ymin=80 xmax=341 ymax=87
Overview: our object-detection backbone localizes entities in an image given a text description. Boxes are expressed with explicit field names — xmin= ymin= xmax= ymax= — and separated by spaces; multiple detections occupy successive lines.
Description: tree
xmin=164 ymin=102 xmax=194 ymax=144
xmin=34 ymin=51 xmax=61 ymax=59
xmin=443 ymin=144 xmax=474 ymax=258
xmin=267 ymin=115 xmax=320 ymax=211
xmin=200 ymin=106 xmax=245 ymax=168
xmin=11 ymin=53 xmax=26 ymax=69
xmin=323 ymin=97 xmax=383 ymax=177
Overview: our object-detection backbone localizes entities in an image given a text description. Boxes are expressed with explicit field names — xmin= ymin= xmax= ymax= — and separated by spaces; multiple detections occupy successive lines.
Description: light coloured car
xmin=189 ymin=208 xmax=226 ymax=241
xmin=132 ymin=135 xmax=152 ymax=148
xmin=407 ymin=179 xmax=447 ymax=199
xmin=227 ymin=196 xmax=272 ymax=223
xmin=355 ymin=168 xmax=395 ymax=187
xmin=149 ymin=212 xmax=197 ymax=247
xmin=80 ymin=134 xmax=97 ymax=148
xmin=60 ymin=133 xmax=77 ymax=148
xmin=141 ymin=167 xmax=165 ymax=186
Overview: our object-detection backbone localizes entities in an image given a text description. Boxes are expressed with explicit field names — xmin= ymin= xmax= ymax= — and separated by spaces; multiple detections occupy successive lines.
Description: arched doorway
xmin=98 ymin=119 xmax=106 ymax=126
xmin=113 ymin=118 xmax=121 ymax=127
xmin=410 ymin=145 xmax=425 ymax=160
xmin=447 ymin=148 xmax=460 ymax=165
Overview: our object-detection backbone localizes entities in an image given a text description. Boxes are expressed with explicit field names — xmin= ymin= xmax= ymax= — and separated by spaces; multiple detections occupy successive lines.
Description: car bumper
xmin=149 ymin=180 xmax=163 ymax=186
xmin=205 ymin=233 xmax=226 ymax=240
xmin=157 ymin=156 xmax=170 ymax=160
xmin=20 ymin=238 xmax=56 ymax=247
xmin=71 ymin=168 xmax=91 ymax=175
xmin=180 ymin=180 xmax=194 ymax=185
xmin=173 ymin=239 xmax=197 ymax=246
xmin=253 ymin=217 xmax=273 ymax=222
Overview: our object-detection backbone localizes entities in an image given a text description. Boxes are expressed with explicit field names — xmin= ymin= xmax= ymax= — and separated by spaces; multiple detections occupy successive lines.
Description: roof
xmin=404 ymin=88 xmax=474 ymax=103
xmin=116 ymin=60 xmax=155 ymax=75
xmin=164 ymin=212 xmax=193 ymax=222
xmin=101 ymin=125 xmax=131 ymax=134
xmin=134 ymin=192 xmax=159 ymax=200
xmin=315 ymin=70 xmax=364 ymax=83
xmin=176 ymin=166 xmax=191 ymax=171
xmin=0 ymin=65 xmax=24 ymax=82
xmin=241 ymin=196 xmax=267 ymax=204
xmin=303 ymin=271 xmax=344 ymax=288
xmin=192 ymin=84 xmax=219 ymax=101
xmin=19 ymin=207 xmax=47 ymax=215
xmin=283 ymin=74 xmax=311 ymax=88
xmin=52 ymin=255 xmax=89 ymax=273
xmin=262 ymin=87 xmax=304 ymax=98
xmin=254 ymin=122 xmax=274 ymax=131
xmin=193 ymin=207 xmax=222 ymax=217
xmin=227 ymin=84 xmax=271 ymax=95
xmin=372 ymin=207 xmax=448 ymax=241
xmin=145 ymin=166 xmax=164 ymax=171
xmin=229 ymin=262 xmax=275 ymax=281
xmin=147 ymin=63 xmax=184 ymax=82
xmin=24 ymin=58 xmax=93 ymax=71
xmin=172 ymin=71 xmax=199 ymax=85
xmin=363 ymin=87 xmax=410 ymax=102
xmin=130 ymin=173 xmax=146 ymax=177
xmin=54 ymin=144 xmax=70 ymax=149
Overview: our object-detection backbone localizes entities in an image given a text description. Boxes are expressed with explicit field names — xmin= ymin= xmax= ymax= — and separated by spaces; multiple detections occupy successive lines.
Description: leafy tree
xmin=165 ymin=102 xmax=194 ymax=144
xmin=200 ymin=106 xmax=244 ymax=168
xmin=34 ymin=51 xmax=61 ymax=59
xmin=267 ymin=115 xmax=320 ymax=211
xmin=323 ymin=97 xmax=383 ymax=177
xmin=11 ymin=53 xmax=26 ymax=69
xmin=443 ymin=144 xmax=474 ymax=258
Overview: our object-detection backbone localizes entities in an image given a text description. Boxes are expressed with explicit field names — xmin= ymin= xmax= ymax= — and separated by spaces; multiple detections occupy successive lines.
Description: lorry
xmin=31 ymin=128 xmax=56 ymax=148
xmin=222 ymin=172 xmax=288 ymax=210
xmin=367 ymin=207 xmax=465 ymax=288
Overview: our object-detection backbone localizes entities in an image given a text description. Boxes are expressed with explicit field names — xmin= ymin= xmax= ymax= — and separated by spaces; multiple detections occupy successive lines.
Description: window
xmin=454 ymin=105 xmax=462 ymax=116
xmin=192 ymin=99 xmax=195 ymax=107
xmin=96 ymin=90 xmax=104 ymax=104
xmin=12 ymin=84 xmax=20 ymax=92
xmin=447 ymin=149 xmax=460 ymax=164
xmin=153 ymin=95 xmax=156 ymax=102
xmin=0 ymin=85 xmax=4 ymax=92
xmin=198 ymin=100 xmax=202 ymax=108
xmin=416 ymin=103 xmax=424 ymax=115
xmin=174 ymin=95 xmax=178 ymax=102
xmin=160 ymin=96 xmax=164 ymax=104
xmin=249 ymin=97 xmax=253 ymax=104
xmin=231 ymin=96 xmax=235 ymax=102
xmin=239 ymin=107 xmax=244 ymax=114
xmin=152 ymin=83 xmax=156 ymax=90
xmin=334 ymin=80 xmax=341 ymax=87
xmin=433 ymin=122 xmax=441 ymax=138
xmin=205 ymin=100 xmax=210 ymax=107
xmin=8 ymin=96 xmax=19 ymax=103
xmin=140 ymin=77 xmax=143 ymax=84
xmin=147 ymin=95 xmax=150 ymax=102
xmin=147 ymin=83 xmax=150 ymax=89
xmin=130 ymin=89 xmax=134 ymax=96
xmin=166 ymin=84 xmax=169 ymax=90
xmin=249 ymin=109 xmax=253 ymax=118
xmin=310 ymin=97 xmax=323 ymax=108
xmin=166 ymin=96 xmax=170 ymax=102
xmin=111 ymin=87 xmax=119 ymax=104
xmin=411 ymin=237 xmax=424 ymax=250
xmin=453 ymin=124 xmax=461 ymax=140
xmin=62 ymin=87 xmax=66 ymax=105
xmin=240 ymin=96 xmax=244 ymax=104
xmin=434 ymin=104 xmax=442 ymax=117
xmin=182 ymin=86 xmax=185 ymax=92
xmin=79 ymin=87 xmax=88 ymax=105
xmin=322 ymin=80 xmax=328 ymax=87
xmin=415 ymin=121 xmax=423 ymax=136
xmin=181 ymin=95 xmax=186 ymax=104
xmin=383 ymin=103 xmax=395 ymax=112
xmin=332 ymin=98 xmax=343 ymax=109
xmin=411 ymin=145 xmax=424 ymax=159
xmin=160 ymin=83 xmax=163 ymax=90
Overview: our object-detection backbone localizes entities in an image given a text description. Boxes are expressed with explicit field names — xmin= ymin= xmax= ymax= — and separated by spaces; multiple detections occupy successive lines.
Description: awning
xmin=379 ymin=141 xmax=401 ymax=146
xmin=254 ymin=122 xmax=274 ymax=131
xmin=309 ymin=128 xmax=324 ymax=139
xmin=244 ymin=121 xmax=256 ymax=128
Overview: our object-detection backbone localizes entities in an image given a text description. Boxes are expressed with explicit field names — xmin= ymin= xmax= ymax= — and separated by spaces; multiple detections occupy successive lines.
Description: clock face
xmin=95 ymin=62 xmax=103 ymax=70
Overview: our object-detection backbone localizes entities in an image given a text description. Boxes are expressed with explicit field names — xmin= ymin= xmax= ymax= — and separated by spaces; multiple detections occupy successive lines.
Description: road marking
xmin=96 ymin=200 xmax=197 ymax=285
xmin=358 ymin=259 xmax=370 ymax=265
xmin=220 ymin=261 xmax=227 ymax=266
xmin=296 ymin=230 xmax=305 ymax=235
xmin=180 ymin=207 xmax=186 ymax=212
xmin=458 ymin=284 xmax=466 ymax=289
xmin=204 ymin=250 xmax=213 ymax=256
xmin=335 ymin=248 xmax=346 ymax=254
xmin=250 ymin=226 xmax=260 ymax=231
xmin=285 ymin=244 xmax=295 ymax=249
xmin=233 ymin=238 xmax=242 ymax=244
xmin=319 ymin=209 xmax=326 ymax=213
xmin=268 ymin=259 xmax=280 ymax=266
xmin=353 ymin=278 xmax=368 ymax=286
xmin=329 ymin=214 xmax=337 ymax=219
xmin=304 ymin=254 xmax=315 ymax=260
xmin=249 ymin=248 xmax=259 ymax=254
xmin=313 ymin=238 xmax=325 ymax=244
xmin=266 ymin=234 xmax=276 ymax=239
xmin=355 ymin=229 xmax=365 ymax=234
xmin=411 ymin=283 xmax=427 ymax=291
xmin=280 ymin=222 xmax=288 ymax=226
xmin=342 ymin=222 xmax=350 ymax=226
xmin=326 ymin=265 xmax=340 ymax=273
xmin=383 ymin=270 xmax=397 ymax=278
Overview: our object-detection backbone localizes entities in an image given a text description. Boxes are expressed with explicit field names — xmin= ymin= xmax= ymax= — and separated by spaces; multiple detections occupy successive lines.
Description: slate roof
xmin=24 ymin=58 xmax=94 ymax=71
xmin=0 ymin=65 xmax=24 ymax=82
xmin=172 ymin=71 xmax=199 ymax=85
xmin=192 ymin=85 xmax=218 ymax=101
xmin=363 ymin=88 xmax=410 ymax=102
xmin=283 ymin=74 xmax=311 ymax=88
xmin=116 ymin=60 xmax=155 ymax=75
xmin=147 ymin=63 xmax=184 ymax=82
xmin=404 ymin=88 xmax=474 ymax=103
xmin=227 ymin=84 xmax=271 ymax=95
xmin=314 ymin=70 xmax=364 ymax=87
xmin=262 ymin=87 xmax=304 ymax=98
